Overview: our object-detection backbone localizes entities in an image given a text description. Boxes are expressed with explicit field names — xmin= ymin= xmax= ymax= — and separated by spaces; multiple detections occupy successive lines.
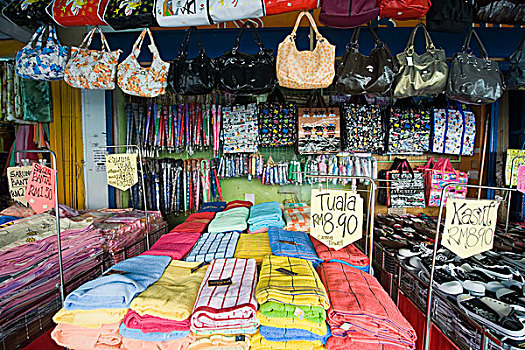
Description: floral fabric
xmin=50 ymin=0 xmax=109 ymax=26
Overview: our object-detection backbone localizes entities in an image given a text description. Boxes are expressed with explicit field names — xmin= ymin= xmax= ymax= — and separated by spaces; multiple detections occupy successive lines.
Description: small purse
xmin=117 ymin=28 xmax=169 ymax=98
xmin=64 ymin=27 xmax=121 ymax=90
xmin=277 ymin=11 xmax=335 ymax=89
xmin=103 ymin=0 xmax=157 ymax=30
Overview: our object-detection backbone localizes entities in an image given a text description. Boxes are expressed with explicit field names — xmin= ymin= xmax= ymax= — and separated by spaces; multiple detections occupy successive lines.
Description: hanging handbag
xmin=117 ymin=28 xmax=169 ymax=98
xmin=48 ymin=0 xmax=109 ymax=26
xmin=2 ymin=0 xmax=52 ymax=26
xmin=378 ymin=157 xmax=404 ymax=205
xmin=336 ymin=24 xmax=397 ymax=95
xmin=386 ymin=159 xmax=426 ymax=208
xmin=424 ymin=157 xmax=468 ymax=207
xmin=474 ymin=0 xmax=525 ymax=24
xmin=506 ymin=35 xmax=525 ymax=90
xmin=378 ymin=0 xmax=431 ymax=20
xmin=103 ymin=0 xmax=157 ymax=30
xmin=168 ymin=27 xmax=218 ymax=96
xmin=426 ymin=0 xmax=473 ymax=33
xmin=64 ymin=28 xmax=121 ymax=90
xmin=155 ymin=0 xmax=210 ymax=27
xmin=15 ymin=25 xmax=68 ymax=81
xmin=264 ymin=0 xmax=319 ymax=15
xmin=222 ymin=103 xmax=259 ymax=154
xmin=343 ymin=102 xmax=385 ymax=153
xmin=387 ymin=105 xmax=431 ymax=155
xmin=392 ymin=23 xmax=448 ymax=98
xmin=505 ymin=149 xmax=525 ymax=185
xmin=217 ymin=21 xmax=275 ymax=95
xmin=277 ymin=11 xmax=335 ymax=89
xmin=258 ymin=88 xmax=297 ymax=147
xmin=447 ymin=29 xmax=504 ymax=105
xmin=431 ymin=102 xmax=476 ymax=156
xmin=208 ymin=0 xmax=265 ymax=23
xmin=319 ymin=0 xmax=379 ymax=28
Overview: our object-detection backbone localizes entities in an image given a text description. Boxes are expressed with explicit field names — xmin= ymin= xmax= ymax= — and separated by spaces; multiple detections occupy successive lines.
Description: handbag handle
xmin=290 ymin=11 xmax=322 ymax=41
xmin=405 ymin=23 xmax=436 ymax=54
xmin=26 ymin=25 xmax=46 ymax=50
xmin=349 ymin=23 xmax=382 ymax=49
xmin=77 ymin=27 xmax=111 ymax=52
xmin=132 ymin=28 xmax=160 ymax=59
xmin=307 ymin=90 xmax=327 ymax=108
xmin=434 ymin=158 xmax=457 ymax=173
xmin=417 ymin=157 xmax=435 ymax=171
xmin=232 ymin=21 xmax=265 ymax=52
xmin=178 ymin=26 xmax=206 ymax=58
xmin=461 ymin=29 xmax=489 ymax=59
xmin=267 ymin=88 xmax=286 ymax=104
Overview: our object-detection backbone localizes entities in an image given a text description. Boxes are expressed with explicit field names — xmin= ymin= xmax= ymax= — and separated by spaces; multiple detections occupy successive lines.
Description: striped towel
xmin=268 ymin=227 xmax=323 ymax=267
xmin=283 ymin=206 xmax=311 ymax=232
xmin=191 ymin=258 xmax=259 ymax=335
xmin=185 ymin=232 xmax=240 ymax=262
xmin=234 ymin=233 xmax=271 ymax=264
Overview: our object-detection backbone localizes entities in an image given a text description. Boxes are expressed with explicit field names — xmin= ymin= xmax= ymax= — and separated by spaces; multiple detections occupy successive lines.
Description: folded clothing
xmin=259 ymin=324 xmax=331 ymax=344
xmin=283 ymin=205 xmax=310 ymax=232
xmin=224 ymin=200 xmax=253 ymax=211
xmin=119 ymin=323 xmax=190 ymax=341
xmin=248 ymin=201 xmax=285 ymax=232
xmin=234 ymin=232 xmax=271 ymax=264
xmin=199 ymin=202 xmax=226 ymax=213
xmin=326 ymin=335 xmax=406 ymax=350
xmin=268 ymin=228 xmax=323 ymax=267
xmin=250 ymin=332 xmax=325 ymax=350
xmin=63 ymin=255 xmax=171 ymax=310
xmin=207 ymin=207 xmax=249 ymax=233
xmin=185 ymin=231 xmax=240 ymax=263
xmin=173 ymin=212 xmax=216 ymax=234
xmin=144 ymin=231 xmax=201 ymax=260
xmin=318 ymin=262 xmax=416 ymax=349
xmin=191 ymin=258 xmax=259 ymax=335
xmin=51 ymin=322 xmax=122 ymax=350
xmin=310 ymin=236 xmax=369 ymax=270
xmin=257 ymin=312 xmax=328 ymax=337
xmin=188 ymin=334 xmax=251 ymax=350
xmin=124 ymin=310 xmax=190 ymax=334
xmin=121 ymin=334 xmax=195 ymax=350
xmin=256 ymin=255 xmax=330 ymax=309
xmin=259 ymin=301 xmax=326 ymax=324
xmin=53 ymin=307 xmax=127 ymax=329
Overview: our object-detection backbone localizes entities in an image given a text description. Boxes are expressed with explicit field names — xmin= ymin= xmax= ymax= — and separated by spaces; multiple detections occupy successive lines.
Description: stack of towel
xmin=51 ymin=255 xmax=171 ymax=349
xmin=254 ymin=255 xmax=331 ymax=350
xmin=234 ymin=232 xmax=272 ymax=264
xmin=207 ymin=207 xmax=249 ymax=233
xmin=247 ymin=201 xmax=285 ymax=233
xmin=172 ymin=212 xmax=216 ymax=234
xmin=224 ymin=200 xmax=253 ymax=211
xmin=145 ymin=230 xmax=201 ymax=260
xmin=282 ymin=203 xmax=311 ymax=232
xmin=310 ymin=236 xmax=370 ymax=272
xmin=268 ymin=227 xmax=323 ymax=267
xmin=185 ymin=231 xmax=240 ymax=262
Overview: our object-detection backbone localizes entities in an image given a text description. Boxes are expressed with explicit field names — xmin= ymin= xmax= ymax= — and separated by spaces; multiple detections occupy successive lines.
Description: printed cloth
xmin=387 ymin=107 xmax=431 ymax=155
xmin=310 ymin=236 xmax=370 ymax=269
xmin=63 ymin=255 xmax=171 ymax=310
xmin=283 ymin=206 xmax=311 ymax=231
xmin=259 ymin=324 xmax=331 ymax=344
xmin=268 ymin=227 xmax=322 ymax=267
xmin=119 ymin=323 xmax=190 ymax=341
xmin=199 ymin=202 xmax=226 ymax=213
xmin=234 ymin=233 xmax=271 ymax=264
xmin=53 ymin=308 xmax=127 ymax=329
xmin=188 ymin=334 xmax=251 ymax=350
xmin=51 ymin=322 xmax=122 ymax=350
xmin=259 ymin=301 xmax=326 ymax=324
xmin=173 ymin=212 xmax=215 ymax=234
xmin=144 ymin=231 xmax=200 ymax=260
xmin=129 ymin=260 xmax=208 ymax=321
xmin=255 ymin=255 xmax=330 ymax=310
xmin=250 ymin=332 xmax=325 ymax=350
xmin=248 ymin=201 xmax=285 ymax=232
xmin=224 ymin=200 xmax=253 ymax=211
xmin=258 ymin=102 xmax=297 ymax=147
xmin=191 ymin=258 xmax=259 ymax=335
xmin=207 ymin=207 xmax=249 ymax=233
xmin=257 ymin=312 xmax=328 ymax=336
xmin=431 ymin=107 xmax=476 ymax=156
xmin=317 ymin=262 xmax=416 ymax=349
xmin=221 ymin=104 xmax=259 ymax=154
xmin=121 ymin=335 xmax=194 ymax=350
xmin=185 ymin=231 xmax=240 ymax=263
xmin=124 ymin=310 xmax=190 ymax=334
xmin=343 ymin=103 xmax=385 ymax=153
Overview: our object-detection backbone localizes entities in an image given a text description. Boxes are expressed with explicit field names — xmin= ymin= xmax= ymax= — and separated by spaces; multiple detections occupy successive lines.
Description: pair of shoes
xmin=399 ymin=242 xmax=432 ymax=258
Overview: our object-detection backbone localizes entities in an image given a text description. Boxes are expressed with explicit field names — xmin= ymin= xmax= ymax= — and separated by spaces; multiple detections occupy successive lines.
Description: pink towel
xmin=144 ymin=232 xmax=201 ymax=260
xmin=121 ymin=334 xmax=194 ymax=350
xmin=310 ymin=236 xmax=369 ymax=267
xmin=326 ymin=335 xmax=404 ymax=350
xmin=173 ymin=212 xmax=215 ymax=234
xmin=51 ymin=322 xmax=122 ymax=350
xmin=123 ymin=310 xmax=190 ymax=333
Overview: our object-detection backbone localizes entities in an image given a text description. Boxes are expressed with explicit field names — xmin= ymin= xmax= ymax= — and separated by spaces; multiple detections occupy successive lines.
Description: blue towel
xmin=199 ymin=202 xmax=226 ymax=213
xmin=259 ymin=324 xmax=331 ymax=344
xmin=248 ymin=202 xmax=285 ymax=232
xmin=119 ymin=323 xmax=190 ymax=341
xmin=268 ymin=227 xmax=323 ymax=267
xmin=64 ymin=255 xmax=171 ymax=310
xmin=185 ymin=231 xmax=240 ymax=262
xmin=329 ymin=259 xmax=370 ymax=273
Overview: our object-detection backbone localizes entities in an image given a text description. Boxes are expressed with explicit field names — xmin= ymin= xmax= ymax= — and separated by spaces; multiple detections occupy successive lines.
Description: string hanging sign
xmin=105 ymin=153 xmax=139 ymax=191
xmin=24 ymin=163 xmax=56 ymax=214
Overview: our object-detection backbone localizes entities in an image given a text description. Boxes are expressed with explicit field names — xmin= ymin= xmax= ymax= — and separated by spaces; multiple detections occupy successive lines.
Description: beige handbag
xmin=276 ymin=11 xmax=335 ymax=89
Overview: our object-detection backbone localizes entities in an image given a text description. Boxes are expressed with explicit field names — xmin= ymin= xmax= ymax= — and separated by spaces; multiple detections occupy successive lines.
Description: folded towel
xmin=250 ymin=332 xmax=325 ymax=350
xmin=124 ymin=310 xmax=190 ymax=333
xmin=121 ymin=334 xmax=195 ymax=350
xmin=191 ymin=258 xmax=259 ymax=335
xmin=130 ymin=260 xmax=208 ymax=321
xmin=326 ymin=335 xmax=407 ymax=350
xmin=259 ymin=324 xmax=331 ymax=344
xmin=248 ymin=202 xmax=285 ymax=232
xmin=64 ymin=255 xmax=171 ymax=310
xmin=257 ymin=312 xmax=328 ymax=337
xmin=283 ymin=206 xmax=311 ymax=232
xmin=53 ymin=307 xmax=127 ymax=329
xmin=144 ymin=232 xmax=201 ymax=260
xmin=188 ymin=334 xmax=251 ymax=350
xmin=329 ymin=259 xmax=369 ymax=272
xmin=51 ymin=322 xmax=122 ymax=350
xmin=207 ymin=207 xmax=249 ymax=233
xmin=234 ymin=232 xmax=271 ymax=264
xmin=259 ymin=301 xmax=326 ymax=324
xmin=199 ymin=202 xmax=226 ymax=213
xmin=310 ymin=236 xmax=369 ymax=269
xmin=119 ymin=323 xmax=190 ymax=341
xmin=268 ymin=228 xmax=323 ymax=267
xmin=185 ymin=231 xmax=240 ymax=262
xmin=256 ymin=255 xmax=330 ymax=310
xmin=224 ymin=200 xmax=253 ymax=211
xmin=173 ymin=212 xmax=216 ymax=234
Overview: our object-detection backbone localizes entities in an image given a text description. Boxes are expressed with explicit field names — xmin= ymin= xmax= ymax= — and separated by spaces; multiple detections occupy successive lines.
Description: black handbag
xmin=217 ymin=21 xmax=276 ymax=95
xmin=168 ymin=26 xmax=218 ymax=96
xmin=2 ymin=0 xmax=52 ymax=26
xmin=426 ymin=0 xmax=473 ymax=33
xmin=506 ymin=35 xmax=525 ymax=90
xmin=103 ymin=0 xmax=158 ymax=30
xmin=335 ymin=24 xmax=397 ymax=95
xmin=474 ymin=0 xmax=525 ymax=24
xmin=447 ymin=29 xmax=505 ymax=105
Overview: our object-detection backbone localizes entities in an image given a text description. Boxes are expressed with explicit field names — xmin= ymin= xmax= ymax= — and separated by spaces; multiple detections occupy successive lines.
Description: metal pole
xmin=505 ymin=155 xmax=525 ymax=232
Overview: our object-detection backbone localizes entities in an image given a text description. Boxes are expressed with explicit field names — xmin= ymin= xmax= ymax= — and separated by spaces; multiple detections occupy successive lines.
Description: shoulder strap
xmin=462 ymin=29 xmax=488 ymax=58
xmin=133 ymin=28 xmax=159 ymax=58
xmin=290 ymin=11 xmax=322 ymax=41
xmin=233 ymin=21 xmax=264 ymax=52
xmin=27 ymin=25 xmax=46 ymax=50
xmin=178 ymin=26 xmax=205 ymax=58
xmin=78 ymin=27 xmax=110 ymax=52
xmin=405 ymin=23 xmax=435 ymax=53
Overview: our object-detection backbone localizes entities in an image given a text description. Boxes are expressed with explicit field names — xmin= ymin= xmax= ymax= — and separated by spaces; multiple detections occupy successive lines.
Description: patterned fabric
xmin=155 ymin=0 xmax=211 ymax=27
xmin=208 ymin=0 xmax=265 ymax=23
xmin=387 ymin=107 xmax=431 ymax=155
xmin=117 ymin=28 xmax=169 ymax=97
xmin=343 ymin=103 xmax=384 ymax=153
xmin=185 ymin=231 xmax=240 ymax=262
xmin=431 ymin=107 xmax=476 ymax=156
xmin=221 ymin=104 xmax=259 ymax=154
xmin=50 ymin=0 xmax=109 ymax=26
xmin=268 ymin=227 xmax=322 ymax=267
xmin=15 ymin=25 xmax=68 ymax=81
xmin=64 ymin=28 xmax=121 ymax=90
xmin=104 ymin=0 xmax=158 ymax=30
xmin=283 ymin=206 xmax=310 ymax=231
xmin=258 ymin=102 xmax=297 ymax=147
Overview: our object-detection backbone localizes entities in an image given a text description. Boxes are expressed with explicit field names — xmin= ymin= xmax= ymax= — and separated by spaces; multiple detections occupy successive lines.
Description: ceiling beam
xmin=0 ymin=17 xmax=31 ymax=43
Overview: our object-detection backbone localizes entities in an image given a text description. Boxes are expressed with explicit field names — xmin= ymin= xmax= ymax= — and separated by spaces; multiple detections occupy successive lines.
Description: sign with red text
xmin=24 ymin=163 xmax=56 ymax=214
xmin=7 ymin=166 xmax=32 ymax=206
xmin=310 ymin=189 xmax=363 ymax=250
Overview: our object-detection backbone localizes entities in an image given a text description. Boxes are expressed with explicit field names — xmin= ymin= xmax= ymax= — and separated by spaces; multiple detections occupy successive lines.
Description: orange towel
xmin=121 ymin=334 xmax=194 ymax=350
xmin=51 ymin=322 xmax=122 ymax=350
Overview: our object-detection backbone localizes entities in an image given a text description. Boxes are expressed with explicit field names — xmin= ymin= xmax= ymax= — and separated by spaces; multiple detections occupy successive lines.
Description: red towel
xmin=310 ymin=236 xmax=369 ymax=267
xmin=318 ymin=262 xmax=416 ymax=349
xmin=123 ymin=310 xmax=190 ymax=333
xmin=144 ymin=232 xmax=200 ymax=260
xmin=173 ymin=212 xmax=215 ymax=233
xmin=224 ymin=200 xmax=253 ymax=211
xmin=326 ymin=335 xmax=405 ymax=350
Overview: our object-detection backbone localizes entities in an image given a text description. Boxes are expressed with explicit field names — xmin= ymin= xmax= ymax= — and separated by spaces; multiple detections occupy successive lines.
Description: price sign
xmin=24 ymin=163 xmax=56 ymax=214
xmin=105 ymin=153 xmax=138 ymax=191
xmin=517 ymin=166 xmax=525 ymax=194
xmin=7 ymin=166 xmax=33 ymax=206
xmin=310 ymin=189 xmax=363 ymax=250
xmin=442 ymin=198 xmax=500 ymax=259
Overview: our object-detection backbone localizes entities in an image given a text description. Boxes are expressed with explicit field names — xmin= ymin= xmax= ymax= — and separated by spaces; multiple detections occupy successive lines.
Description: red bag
xmin=48 ymin=0 xmax=108 ymax=26
xmin=264 ymin=0 xmax=319 ymax=15
xmin=378 ymin=0 xmax=431 ymax=20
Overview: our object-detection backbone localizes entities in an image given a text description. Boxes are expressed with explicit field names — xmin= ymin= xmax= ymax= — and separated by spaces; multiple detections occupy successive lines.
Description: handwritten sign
xmin=105 ymin=153 xmax=138 ymax=191
xmin=310 ymin=189 xmax=363 ymax=250
xmin=24 ymin=163 xmax=56 ymax=214
xmin=442 ymin=198 xmax=500 ymax=259
xmin=7 ymin=166 xmax=33 ymax=206
xmin=518 ymin=166 xmax=525 ymax=194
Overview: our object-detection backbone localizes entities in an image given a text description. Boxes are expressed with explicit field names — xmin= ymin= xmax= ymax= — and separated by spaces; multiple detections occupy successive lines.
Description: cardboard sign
xmin=518 ymin=166 xmax=525 ymax=194
xmin=7 ymin=166 xmax=33 ymax=206
xmin=310 ymin=189 xmax=363 ymax=250
xmin=105 ymin=153 xmax=139 ymax=191
xmin=442 ymin=198 xmax=500 ymax=259
xmin=24 ymin=163 xmax=56 ymax=214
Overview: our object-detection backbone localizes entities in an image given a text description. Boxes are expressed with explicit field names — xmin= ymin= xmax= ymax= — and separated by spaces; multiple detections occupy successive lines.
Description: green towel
xmin=207 ymin=207 xmax=249 ymax=233
xmin=259 ymin=301 xmax=326 ymax=324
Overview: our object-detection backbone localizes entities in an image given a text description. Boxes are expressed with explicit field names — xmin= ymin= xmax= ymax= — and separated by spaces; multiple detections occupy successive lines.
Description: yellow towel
xmin=255 ymin=255 xmax=330 ymax=309
xmin=234 ymin=233 xmax=271 ymax=264
xmin=250 ymin=332 xmax=325 ymax=350
xmin=256 ymin=311 xmax=327 ymax=336
xmin=130 ymin=260 xmax=208 ymax=321
xmin=188 ymin=333 xmax=250 ymax=350
xmin=53 ymin=308 xmax=127 ymax=329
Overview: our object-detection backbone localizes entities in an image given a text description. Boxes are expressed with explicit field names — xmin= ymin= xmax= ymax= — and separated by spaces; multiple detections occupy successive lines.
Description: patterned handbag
xmin=2 ymin=0 xmax=53 ymax=27
xmin=64 ymin=27 xmax=121 ymax=90
xmin=208 ymin=0 xmax=265 ymax=23
xmin=258 ymin=90 xmax=297 ymax=147
xmin=155 ymin=0 xmax=211 ymax=27
xmin=48 ymin=0 xmax=109 ymax=26
xmin=15 ymin=25 xmax=68 ymax=81
xmin=264 ymin=0 xmax=319 ymax=15
xmin=117 ymin=28 xmax=169 ymax=98
xmin=103 ymin=0 xmax=158 ymax=30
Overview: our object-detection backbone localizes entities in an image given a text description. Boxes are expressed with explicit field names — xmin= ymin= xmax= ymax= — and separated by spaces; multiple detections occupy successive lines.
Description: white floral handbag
xmin=117 ymin=28 xmax=169 ymax=97
xmin=64 ymin=27 xmax=122 ymax=90
xmin=209 ymin=0 xmax=265 ymax=23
